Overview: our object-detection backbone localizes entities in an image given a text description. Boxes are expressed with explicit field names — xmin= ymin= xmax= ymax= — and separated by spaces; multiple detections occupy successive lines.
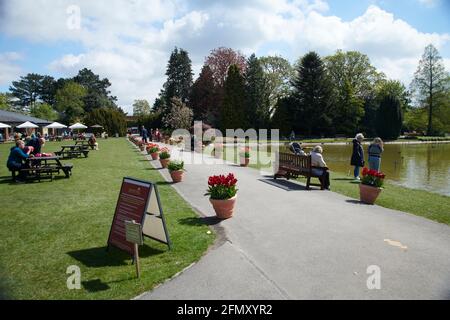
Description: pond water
xmin=222 ymin=143 xmax=450 ymax=196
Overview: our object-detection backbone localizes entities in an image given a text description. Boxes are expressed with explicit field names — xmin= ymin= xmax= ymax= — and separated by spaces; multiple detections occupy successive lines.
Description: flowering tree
xmin=163 ymin=97 xmax=193 ymax=130
xmin=205 ymin=47 xmax=246 ymax=87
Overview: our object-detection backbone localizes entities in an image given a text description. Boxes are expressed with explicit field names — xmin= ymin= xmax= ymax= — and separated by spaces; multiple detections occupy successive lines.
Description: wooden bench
xmin=54 ymin=149 xmax=89 ymax=159
xmin=274 ymin=152 xmax=325 ymax=190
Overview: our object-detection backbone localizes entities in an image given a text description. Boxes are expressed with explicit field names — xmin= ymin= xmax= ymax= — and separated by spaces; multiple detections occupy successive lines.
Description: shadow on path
xmin=179 ymin=216 xmax=223 ymax=226
xmin=258 ymin=178 xmax=309 ymax=191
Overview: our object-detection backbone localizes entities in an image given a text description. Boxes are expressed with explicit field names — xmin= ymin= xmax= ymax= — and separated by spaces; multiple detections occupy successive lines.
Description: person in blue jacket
xmin=7 ymin=140 xmax=32 ymax=182
xmin=141 ymin=125 xmax=149 ymax=144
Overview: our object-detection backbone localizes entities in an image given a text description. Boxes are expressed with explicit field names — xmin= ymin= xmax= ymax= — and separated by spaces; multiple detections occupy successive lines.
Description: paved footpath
xmin=137 ymin=145 xmax=450 ymax=300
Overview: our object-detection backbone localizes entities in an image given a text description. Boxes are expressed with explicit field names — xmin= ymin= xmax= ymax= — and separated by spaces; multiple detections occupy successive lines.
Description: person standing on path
xmin=368 ymin=137 xmax=384 ymax=172
xmin=141 ymin=125 xmax=149 ymax=144
xmin=351 ymin=133 xmax=365 ymax=180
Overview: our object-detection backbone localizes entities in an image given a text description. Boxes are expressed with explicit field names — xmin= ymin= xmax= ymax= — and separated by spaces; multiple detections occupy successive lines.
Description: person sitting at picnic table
xmin=26 ymin=135 xmax=45 ymax=155
xmin=7 ymin=140 xmax=33 ymax=182
xmin=310 ymin=145 xmax=330 ymax=190
xmin=88 ymin=134 xmax=99 ymax=150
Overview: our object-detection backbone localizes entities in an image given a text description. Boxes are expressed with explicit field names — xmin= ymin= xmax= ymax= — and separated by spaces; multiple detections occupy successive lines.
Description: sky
xmin=0 ymin=0 xmax=449 ymax=114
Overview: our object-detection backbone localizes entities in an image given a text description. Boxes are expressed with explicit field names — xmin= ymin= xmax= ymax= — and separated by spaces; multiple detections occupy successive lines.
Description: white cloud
xmin=0 ymin=52 xmax=23 ymax=87
xmin=1 ymin=1 xmax=449 ymax=113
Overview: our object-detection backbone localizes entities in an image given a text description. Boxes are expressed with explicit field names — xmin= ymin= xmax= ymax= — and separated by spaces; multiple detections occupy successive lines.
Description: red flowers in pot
xmin=359 ymin=168 xmax=386 ymax=204
xmin=205 ymin=173 xmax=238 ymax=219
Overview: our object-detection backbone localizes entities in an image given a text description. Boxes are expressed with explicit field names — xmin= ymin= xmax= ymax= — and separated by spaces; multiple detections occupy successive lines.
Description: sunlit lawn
xmin=0 ymin=138 xmax=214 ymax=299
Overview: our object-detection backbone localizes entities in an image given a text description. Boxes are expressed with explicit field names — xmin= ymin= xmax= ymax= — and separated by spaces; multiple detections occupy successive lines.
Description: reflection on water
xmin=224 ymin=143 xmax=450 ymax=196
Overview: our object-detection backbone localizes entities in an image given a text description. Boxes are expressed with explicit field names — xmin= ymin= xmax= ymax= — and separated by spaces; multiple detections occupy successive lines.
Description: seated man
xmin=289 ymin=142 xmax=306 ymax=156
xmin=7 ymin=140 xmax=32 ymax=182
xmin=26 ymin=136 xmax=45 ymax=155
xmin=310 ymin=145 xmax=330 ymax=190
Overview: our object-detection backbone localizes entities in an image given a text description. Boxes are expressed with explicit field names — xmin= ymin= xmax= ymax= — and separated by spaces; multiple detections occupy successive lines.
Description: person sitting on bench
xmin=289 ymin=142 xmax=306 ymax=156
xmin=7 ymin=140 xmax=32 ymax=182
xmin=310 ymin=145 xmax=330 ymax=190
xmin=88 ymin=134 xmax=99 ymax=150
xmin=26 ymin=135 xmax=45 ymax=155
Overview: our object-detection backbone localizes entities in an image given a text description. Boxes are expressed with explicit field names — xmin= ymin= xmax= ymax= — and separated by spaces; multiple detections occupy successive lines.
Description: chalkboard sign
xmin=107 ymin=177 xmax=171 ymax=256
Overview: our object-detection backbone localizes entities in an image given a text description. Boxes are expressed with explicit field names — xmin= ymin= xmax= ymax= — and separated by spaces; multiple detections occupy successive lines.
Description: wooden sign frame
xmin=107 ymin=177 xmax=171 ymax=258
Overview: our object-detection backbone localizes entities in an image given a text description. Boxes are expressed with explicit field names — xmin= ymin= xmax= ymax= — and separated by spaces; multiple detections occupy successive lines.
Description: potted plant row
xmin=146 ymin=143 xmax=160 ymax=160
xmin=168 ymin=160 xmax=185 ymax=183
xmin=205 ymin=173 xmax=238 ymax=219
xmin=159 ymin=148 xmax=171 ymax=168
xmin=359 ymin=168 xmax=385 ymax=204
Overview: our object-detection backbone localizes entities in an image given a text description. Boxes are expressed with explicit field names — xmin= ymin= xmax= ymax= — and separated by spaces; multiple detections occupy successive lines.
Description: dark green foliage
xmin=9 ymin=73 xmax=45 ymax=111
xmin=73 ymin=68 xmax=118 ymax=112
xmin=271 ymin=97 xmax=296 ymax=137
xmin=84 ymin=108 xmax=127 ymax=136
xmin=245 ymin=54 xmax=270 ymax=129
xmin=291 ymin=52 xmax=332 ymax=136
xmin=161 ymin=47 xmax=193 ymax=115
xmin=221 ymin=65 xmax=247 ymax=132
xmin=376 ymin=95 xmax=403 ymax=140
xmin=189 ymin=65 xmax=217 ymax=122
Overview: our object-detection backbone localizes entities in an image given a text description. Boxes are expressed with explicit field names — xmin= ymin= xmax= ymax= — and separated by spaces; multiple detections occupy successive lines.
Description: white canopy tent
xmin=69 ymin=123 xmax=88 ymax=130
xmin=0 ymin=122 xmax=11 ymax=129
xmin=17 ymin=121 xmax=39 ymax=129
xmin=45 ymin=122 xmax=67 ymax=129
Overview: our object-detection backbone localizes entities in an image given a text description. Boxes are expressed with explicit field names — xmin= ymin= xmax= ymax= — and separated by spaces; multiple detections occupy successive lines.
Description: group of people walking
xmin=140 ymin=126 xmax=162 ymax=144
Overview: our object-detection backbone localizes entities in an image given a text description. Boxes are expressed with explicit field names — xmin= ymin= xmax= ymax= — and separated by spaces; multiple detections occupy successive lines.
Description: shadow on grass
xmin=82 ymin=279 xmax=110 ymax=292
xmin=179 ymin=216 xmax=223 ymax=226
xmin=67 ymin=245 xmax=165 ymax=268
xmin=333 ymin=178 xmax=354 ymax=181
xmin=345 ymin=199 xmax=371 ymax=206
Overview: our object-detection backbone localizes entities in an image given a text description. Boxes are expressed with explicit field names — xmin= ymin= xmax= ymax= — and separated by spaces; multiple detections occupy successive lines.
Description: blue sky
xmin=0 ymin=0 xmax=449 ymax=114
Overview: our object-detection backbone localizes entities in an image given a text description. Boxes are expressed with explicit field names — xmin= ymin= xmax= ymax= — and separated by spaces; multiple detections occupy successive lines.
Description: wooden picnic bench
xmin=54 ymin=145 xmax=89 ymax=159
xmin=274 ymin=152 xmax=326 ymax=190
xmin=11 ymin=156 xmax=73 ymax=182
xmin=75 ymin=140 xmax=95 ymax=150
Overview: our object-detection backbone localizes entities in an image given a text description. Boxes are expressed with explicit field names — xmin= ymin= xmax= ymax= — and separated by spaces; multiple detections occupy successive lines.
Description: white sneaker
xmin=354 ymin=177 xmax=360 ymax=181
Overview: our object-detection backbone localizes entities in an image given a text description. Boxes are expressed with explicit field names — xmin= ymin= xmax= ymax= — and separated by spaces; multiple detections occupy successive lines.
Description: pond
xmin=222 ymin=142 xmax=450 ymax=196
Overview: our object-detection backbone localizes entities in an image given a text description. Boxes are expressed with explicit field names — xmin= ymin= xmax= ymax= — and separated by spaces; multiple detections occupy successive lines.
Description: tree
xmin=271 ymin=97 xmax=296 ymax=137
xmin=73 ymin=68 xmax=117 ymax=112
xmin=189 ymin=65 xmax=218 ymax=122
xmin=133 ymin=99 xmax=151 ymax=117
xmin=38 ymin=76 xmax=57 ymax=105
xmin=30 ymin=103 xmax=58 ymax=121
xmin=163 ymin=97 xmax=193 ymax=130
xmin=259 ymin=56 xmax=294 ymax=113
xmin=85 ymin=108 xmax=127 ymax=136
xmin=162 ymin=47 xmax=193 ymax=107
xmin=245 ymin=54 xmax=270 ymax=129
xmin=9 ymin=73 xmax=45 ymax=111
xmin=205 ymin=47 xmax=246 ymax=87
xmin=54 ymin=82 xmax=87 ymax=123
xmin=291 ymin=52 xmax=332 ymax=136
xmin=376 ymin=94 xmax=403 ymax=140
xmin=221 ymin=65 xmax=247 ymax=131
xmin=0 ymin=93 xmax=12 ymax=111
xmin=411 ymin=44 xmax=449 ymax=135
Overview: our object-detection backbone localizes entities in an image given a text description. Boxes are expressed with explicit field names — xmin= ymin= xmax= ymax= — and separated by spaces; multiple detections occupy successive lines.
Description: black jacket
xmin=350 ymin=139 xmax=364 ymax=166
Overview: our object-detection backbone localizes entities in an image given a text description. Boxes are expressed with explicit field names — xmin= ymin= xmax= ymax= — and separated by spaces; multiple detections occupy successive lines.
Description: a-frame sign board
xmin=107 ymin=177 xmax=171 ymax=257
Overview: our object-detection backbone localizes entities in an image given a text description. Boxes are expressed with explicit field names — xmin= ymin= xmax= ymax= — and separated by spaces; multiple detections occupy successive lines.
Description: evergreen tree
xmin=85 ymin=108 xmax=127 ymax=136
xmin=245 ymin=54 xmax=270 ymax=129
xmin=190 ymin=65 xmax=217 ymax=122
xmin=9 ymin=73 xmax=45 ymax=111
xmin=271 ymin=97 xmax=296 ymax=137
xmin=221 ymin=65 xmax=246 ymax=132
xmin=54 ymin=82 xmax=87 ymax=123
xmin=376 ymin=94 xmax=403 ymax=140
xmin=291 ymin=52 xmax=332 ymax=136
xmin=162 ymin=47 xmax=193 ymax=109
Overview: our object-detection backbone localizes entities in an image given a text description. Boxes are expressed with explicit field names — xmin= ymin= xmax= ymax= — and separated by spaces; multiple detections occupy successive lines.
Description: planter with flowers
xmin=205 ymin=173 xmax=238 ymax=219
xmin=239 ymin=149 xmax=250 ymax=167
xmin=359 ymin=168 xmax=385 ymax=205
xmin=138 ymin=141 xmax=145 ymax=151
xmin=159 ymin=148 xmax=171 ymax=168
xmin=146 ymin=143 xmax=160 ymax=160
xmin=168 ymin=160 xmax=184 ymax=183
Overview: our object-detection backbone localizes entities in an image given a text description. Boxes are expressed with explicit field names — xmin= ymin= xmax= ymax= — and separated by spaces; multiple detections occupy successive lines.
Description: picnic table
xmin=75 ymin=140 xmax=95 ymax=150
xmin=11 ymin=156 xmax=73 ymax=182
xmin=54 ymin=145 xmax=90 ymax=159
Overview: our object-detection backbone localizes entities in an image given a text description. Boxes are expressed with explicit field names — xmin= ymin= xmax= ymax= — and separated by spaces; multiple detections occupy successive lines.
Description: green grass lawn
xmin=0 ymin=139 xmax=214 ymax=299
xmin=219 ymin=147 xmax=450 ymax=226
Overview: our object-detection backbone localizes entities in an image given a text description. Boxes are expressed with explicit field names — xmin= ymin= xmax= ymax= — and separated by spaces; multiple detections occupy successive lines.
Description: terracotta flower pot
xmin=150 ymin=152 xmax=159 ymax=160
xmin=160 ymin=158 xmax=170 ymax=168
xmin=170 ymin=170 xmax=184 ymax=183
xmin=359 ymin=183 xmax=382 ymax=205
xmin=240 ymin=157 xmax=250 ymax=167
xmin=210 ymin=196 xmax=237 ymax=219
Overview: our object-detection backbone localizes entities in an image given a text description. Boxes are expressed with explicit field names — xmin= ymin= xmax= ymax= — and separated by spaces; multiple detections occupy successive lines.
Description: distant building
xmin=0 ymin=109 xmax=52 ymax=140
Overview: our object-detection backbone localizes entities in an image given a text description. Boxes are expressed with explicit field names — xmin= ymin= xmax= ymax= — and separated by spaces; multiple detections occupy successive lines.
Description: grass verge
xmin=0 ymin=138 xmax=214 ymax=299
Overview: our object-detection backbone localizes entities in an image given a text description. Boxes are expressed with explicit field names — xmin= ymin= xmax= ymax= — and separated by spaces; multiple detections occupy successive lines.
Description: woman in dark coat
xmin=351 ymin=133 xmax=365 ymax=180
